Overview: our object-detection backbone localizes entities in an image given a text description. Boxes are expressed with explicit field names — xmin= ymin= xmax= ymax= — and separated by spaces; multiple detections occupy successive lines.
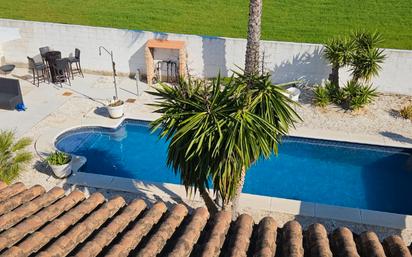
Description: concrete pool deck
xmin=2 ymin=68 xmax=412 ymax=241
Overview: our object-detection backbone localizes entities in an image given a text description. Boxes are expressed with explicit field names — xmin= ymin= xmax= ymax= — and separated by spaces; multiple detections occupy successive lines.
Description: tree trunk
xmin=330 ymin=64 xmax=339 ymax=87
xmin=244 ymin=0 xmax=262 ymax=76
xmin=231 ymin=0 xmax=263 ymax=219
xmin=199 ymin=188 xmax=218 ymax=215
xmin=231 ymin=166 xmax=246 ymax=219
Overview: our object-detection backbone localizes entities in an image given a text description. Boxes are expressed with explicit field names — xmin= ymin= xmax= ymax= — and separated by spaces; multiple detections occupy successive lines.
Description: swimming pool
xmin=56 ymin=119 xmax=412 ymax=215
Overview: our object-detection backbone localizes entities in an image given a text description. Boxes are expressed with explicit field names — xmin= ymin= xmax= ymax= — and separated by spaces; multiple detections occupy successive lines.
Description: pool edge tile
xmin=361 ymin=209 xmax=409 ymax=229
xmin=271 ymin=197 xmax=315 ymax=216
xmin=315 ymin=203 xmax=362 ymax=224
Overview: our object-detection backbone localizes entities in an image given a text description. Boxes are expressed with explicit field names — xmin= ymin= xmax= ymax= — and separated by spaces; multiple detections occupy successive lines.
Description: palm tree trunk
xmin=232 ymin=0 xmax=263 ymax=219
xmin=244 ymin=0 xmax=262 ymax=76
xmin=199 ymin=188 xmax=218 ymax=215
xmin=231 ymin=166 xmax=246 ymax=219
xmin=330 ymin=64 xmax=339 ymax=87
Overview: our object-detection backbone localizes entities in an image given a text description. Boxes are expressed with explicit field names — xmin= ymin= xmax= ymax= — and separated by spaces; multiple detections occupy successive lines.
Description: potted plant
xmin=46 ymin=151 xmax=72 ymax=178
xmin=106 ymin=98 xmax=124 ymax=119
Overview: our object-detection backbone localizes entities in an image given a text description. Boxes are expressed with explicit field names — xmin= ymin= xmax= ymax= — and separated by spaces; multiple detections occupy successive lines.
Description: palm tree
xmin=323 ymin=37 xmax=354 ymax=87
xmin=149 ymin=0 xmax=299 ymax=215
xmin=244 ymin=0 xmax=262 ymax=76
xmin=149 ymin=74 xmax=300 ymax=214
xmin=0 ymin=131 xmax=32 ymax=184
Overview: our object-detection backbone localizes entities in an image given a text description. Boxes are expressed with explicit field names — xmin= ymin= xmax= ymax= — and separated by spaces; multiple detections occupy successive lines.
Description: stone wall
xmin=1 ymin=19 xmax=412 ymax=94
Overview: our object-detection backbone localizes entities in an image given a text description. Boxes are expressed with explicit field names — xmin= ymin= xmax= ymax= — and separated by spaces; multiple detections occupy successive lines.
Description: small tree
xmin=0 ymin=131 xmax=32 ymax=184
xmin=323 ymin=37 xmax=355 ymax=87
xmin=149 ymin=74 xmax=300 ymax=214
xmin=350 ymin=31 xmax=386 ymax=83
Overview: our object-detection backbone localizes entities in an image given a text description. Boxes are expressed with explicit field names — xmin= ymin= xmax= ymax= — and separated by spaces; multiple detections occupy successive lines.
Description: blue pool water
xmin=56 ymin=119 xmax=412 ymax=215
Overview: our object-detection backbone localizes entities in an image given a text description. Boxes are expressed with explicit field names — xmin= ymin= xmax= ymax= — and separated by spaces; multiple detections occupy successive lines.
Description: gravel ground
xmin=296 ymin=86 xmax=412 ymax=142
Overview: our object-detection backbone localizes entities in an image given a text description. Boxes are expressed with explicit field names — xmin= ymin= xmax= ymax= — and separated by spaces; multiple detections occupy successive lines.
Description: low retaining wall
xmin=1 ymin=18 xmax=412 ymax=94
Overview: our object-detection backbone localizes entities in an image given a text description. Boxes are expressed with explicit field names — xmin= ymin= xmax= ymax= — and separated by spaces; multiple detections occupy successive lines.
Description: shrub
xmin=342 ymin=81 xmax=378 ymax=110
xmin=325 ymin=81 xmax=345 ymax=105
xmin=0 ymin=131 xmax=32 ymax=184
xmin=313 ymin=85 xmax=330 ymax=108
xmin=400 ymin=104 xmax=412 ymax=120
xmin=46 ymin=151 xmax=71 ymax=165
xmin=324 ymin=30 xmax=386 ymax=85
xmin=350 ymin=31 xmax=386 ymax=83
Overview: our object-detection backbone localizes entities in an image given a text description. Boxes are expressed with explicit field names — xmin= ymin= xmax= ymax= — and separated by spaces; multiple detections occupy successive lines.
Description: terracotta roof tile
xmin=0 ymin=183 xmax=26 ymax=203
xmin=168 ymin=207 xmax=209 ymax=257
xmin=331 ymin=227 xmax=360 ymax=257
xmin=199 ymin=210 xmax=232 ymax=257
xmin=253 ymin=216 xmax=278 ymax=257
xmin=0 ymin=182 xmax=411 ymax=257
xmin=227 ymin=214 xmax=254 ymax=257
xmin=74 ymin=199 xmax=146 ymax=257
xmin=282 ymin=220 xmax=304 ymax=257
xmin=0 ymin=190 xmax=84 ymax=251
xmin=383 ymin=235 xmax=412 ymax=257
xmin=136 ymin=203 xmax=188 ymax=257
xmin=359 ymin=231 xmax=386 ymax=257
xmin=2 ymin=192 xmax=105 ymax=257
xmin=305 ymin=223 xmax=332 ymax=257
xmin=0 ymin=185 xmax=45 ymax=216
xmin=0 ymin=187 xmax=64 ymax=232
xmin=105 ymin=202 xmax=167 ymax=257
xmin=37 ymin=196 xmax=125 ymax=257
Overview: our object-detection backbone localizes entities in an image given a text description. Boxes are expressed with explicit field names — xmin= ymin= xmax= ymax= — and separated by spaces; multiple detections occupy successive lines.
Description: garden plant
xmin=317 ymin=31 xmax=385 ymax=111
xmin=0 ymin=130 xmax=32 ymax=184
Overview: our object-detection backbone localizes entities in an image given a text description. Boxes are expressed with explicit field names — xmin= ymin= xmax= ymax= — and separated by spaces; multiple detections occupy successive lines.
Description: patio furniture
xmin=45 ymin=51 xmax=62 ymax=83
xmin=27 ymin=56 xmax=49 ymax=86
xmin=39 ymin=46 xmax=51 ymax=64
xmin=286 ymin=87 xmax=301 ymax=102
xmin=67 ymin=48 xmax=83 ymax=79
xmin=50 ymin=58 xmax=71 ymax=86
xmin=0 ymin=64 xmax=15 ymax=75
xmin=0 ymin=77 xmax=23 ymax=110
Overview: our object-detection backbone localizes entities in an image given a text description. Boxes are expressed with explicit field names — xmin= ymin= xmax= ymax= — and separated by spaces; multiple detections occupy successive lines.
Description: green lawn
xmin=1 ymin=0 xmax=411 ymax=49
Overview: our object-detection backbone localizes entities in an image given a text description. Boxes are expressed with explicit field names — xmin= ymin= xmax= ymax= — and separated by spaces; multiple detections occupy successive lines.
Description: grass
xmin=1 ymin=0 xmax=411 ymax=49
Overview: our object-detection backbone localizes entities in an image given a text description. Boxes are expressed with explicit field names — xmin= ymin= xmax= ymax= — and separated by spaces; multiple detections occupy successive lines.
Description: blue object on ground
xmin=15 ymin=103 xmax=26 ymax=111
xmin=56 ymin=119 xmax=412 ymax=215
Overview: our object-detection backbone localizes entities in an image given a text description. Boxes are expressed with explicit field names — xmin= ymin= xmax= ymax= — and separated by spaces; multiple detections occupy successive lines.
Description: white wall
xmin=1 ymin=19 xmax=412 ymax=95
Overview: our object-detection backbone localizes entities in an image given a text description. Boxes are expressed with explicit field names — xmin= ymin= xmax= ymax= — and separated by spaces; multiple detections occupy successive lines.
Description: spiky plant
xmin=323 ymin=37 xmax=355 ymax=87
xmin=313 ymin=85 xmax=330 ymax=108
xmin=0 ymin=131 xmax=32 ymax=184
xmin=342 ymin=81 xmax=378 ymax=110
xmin=148 ymin=73 xmax=300 ymax=214
xmin=400 ymin=104 xmax=412 ymax=120
xmin=350 ymin=31 xmax=386 ymax=82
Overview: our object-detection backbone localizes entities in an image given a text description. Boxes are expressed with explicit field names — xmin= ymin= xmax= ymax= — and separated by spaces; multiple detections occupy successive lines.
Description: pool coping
xmin=37 ymin=113 xmax=412 ymax=230
xmin=67 ymin=170 xmax=412 ymax=230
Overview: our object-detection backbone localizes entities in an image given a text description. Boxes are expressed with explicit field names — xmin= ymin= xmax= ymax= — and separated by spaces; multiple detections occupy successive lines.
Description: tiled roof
xmin=0 ymin=182 xmax=411 ymax=257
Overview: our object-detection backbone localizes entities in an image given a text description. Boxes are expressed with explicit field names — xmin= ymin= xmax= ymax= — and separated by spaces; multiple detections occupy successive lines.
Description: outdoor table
xmin=45 ymin=51 xmax=61 ymax=83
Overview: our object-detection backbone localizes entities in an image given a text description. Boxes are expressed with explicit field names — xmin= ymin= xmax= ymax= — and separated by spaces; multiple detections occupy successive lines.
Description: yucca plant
xmin=148 ymin=73 xmax=300 ymax=213
xmin=342 ymin=81 xmax=378 ymax=110
xmin=0 ymin=131 xmax=32 ymax=184
xmin=350 ymin=31 xmax=386 ymax=83
xmin=313 ymin=85 xmax=330 ymax=108
xmin=323 ymin=37 xmax=355 ymax=87
xmin=352 ymin=31 xmax=384 ymax=50
xmin=324 ymin=80 xmax=345 ymax=105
